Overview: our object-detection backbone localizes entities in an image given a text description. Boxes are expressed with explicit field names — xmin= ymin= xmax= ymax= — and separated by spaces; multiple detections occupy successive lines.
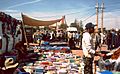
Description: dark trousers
xmin=84 ymin=57 xmax=93 ymax=74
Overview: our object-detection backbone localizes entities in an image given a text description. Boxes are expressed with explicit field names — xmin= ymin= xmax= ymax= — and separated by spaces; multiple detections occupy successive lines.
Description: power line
xmin=8 ymin=7 xmax=95 ymax=21
xmin=101 ymin=2 xmax=120 ymax=11
xmin=82 ymin=13 xmax=96 ymax=22
xmin=104 ymin=9 xmax=120 ymax=13
xmin=106 ymin=4 xmax=120 ymax=8
xmin=105 ymin=1 xmax=120 ymax=5
xmin=32 ymin=8 xmax=94 ymax=18
xmin=4 ymin=5 xmax=95 ymax=18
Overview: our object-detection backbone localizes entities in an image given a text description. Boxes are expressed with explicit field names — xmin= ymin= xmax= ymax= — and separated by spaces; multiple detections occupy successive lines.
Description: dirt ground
xmin=71 ymin=44 xmax=108 ymax=60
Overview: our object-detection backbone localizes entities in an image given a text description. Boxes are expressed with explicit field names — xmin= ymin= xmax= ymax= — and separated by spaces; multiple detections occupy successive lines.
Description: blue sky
xmin=0 ymin=0 xmax=120 ymax=29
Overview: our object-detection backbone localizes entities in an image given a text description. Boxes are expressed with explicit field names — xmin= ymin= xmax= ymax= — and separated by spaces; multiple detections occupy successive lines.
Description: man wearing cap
xmin=82 ymin=22 xmax=96 ymax=74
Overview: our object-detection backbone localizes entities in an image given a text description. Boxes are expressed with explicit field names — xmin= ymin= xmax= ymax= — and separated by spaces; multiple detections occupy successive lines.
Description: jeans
xmin=83 ymin=56 xmax=93 ymax=74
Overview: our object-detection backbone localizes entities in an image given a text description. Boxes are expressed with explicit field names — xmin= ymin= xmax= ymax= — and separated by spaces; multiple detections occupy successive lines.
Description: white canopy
xmin=67 ymin=27 xmax=77 ymax=32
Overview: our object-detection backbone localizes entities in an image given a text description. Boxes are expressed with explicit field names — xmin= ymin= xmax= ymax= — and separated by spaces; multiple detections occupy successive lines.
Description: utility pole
xmin=101 ymin=0 xmax=104 ymax=33
xmin=95 ymin=0 xmax=99 ymax=32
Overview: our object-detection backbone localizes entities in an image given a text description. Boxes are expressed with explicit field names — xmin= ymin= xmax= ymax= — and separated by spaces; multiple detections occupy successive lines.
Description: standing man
xmin=82 ymin=22 xmax=96 ymax=74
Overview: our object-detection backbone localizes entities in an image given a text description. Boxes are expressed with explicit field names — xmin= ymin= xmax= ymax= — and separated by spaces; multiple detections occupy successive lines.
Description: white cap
xmin=116 ymin=28 xmax=119 ymax=31
xmin=0 ymin=36 xmax=2 ymax=39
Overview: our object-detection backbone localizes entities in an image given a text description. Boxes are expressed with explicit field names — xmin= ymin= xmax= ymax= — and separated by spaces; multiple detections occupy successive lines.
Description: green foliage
xmin=77 ymin=25 xmax=83 ymax=32
xmin=70 ymin=23 xmax=77 ymax=27
xmin=70 ymin=23 xmax=83 ymax=32
xmin=79 ymin=20 xmax=83 ymax=32
xmin=70 ymin=20 xmax=83 ymax=32
xmin=59 ymin=23 xmax=68 ymax=30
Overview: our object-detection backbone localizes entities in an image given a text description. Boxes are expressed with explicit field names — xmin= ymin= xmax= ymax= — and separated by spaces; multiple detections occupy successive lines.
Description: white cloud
xmin=1 ymin=9 xmax=19 ymax=13
xmin=5 ymin=10 xmax=120 ymax=30
xmin=7 ymin=0 xmax=43 ymax=9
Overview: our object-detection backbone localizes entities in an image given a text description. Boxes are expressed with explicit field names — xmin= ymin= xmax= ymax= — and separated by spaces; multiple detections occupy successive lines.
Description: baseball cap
xmin=85 ymin=22 xmax=96 ymax=29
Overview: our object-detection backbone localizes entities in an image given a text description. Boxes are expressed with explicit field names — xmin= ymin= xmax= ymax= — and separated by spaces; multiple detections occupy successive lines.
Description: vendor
xmin=15 ymin=41 xmax=39 ymax=63
xmin=33 ymin=30 xmax=43 ymax=45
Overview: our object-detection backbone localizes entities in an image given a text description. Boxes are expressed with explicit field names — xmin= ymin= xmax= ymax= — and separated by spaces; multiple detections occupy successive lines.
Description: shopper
xmin=82 ymin=22 xmax=96 ymax=74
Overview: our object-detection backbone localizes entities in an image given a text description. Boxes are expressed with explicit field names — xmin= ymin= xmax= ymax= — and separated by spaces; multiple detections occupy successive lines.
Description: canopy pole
xmin=64 ymin=16 xmax=67 ymax=30
xmin=21 ymin=13 xmax=29 ymax=48
xmin=22 ymin=22 xmax=29 ymax=48
xmin=64 ymin=16 xmax=67 ymax=24
xmin=56 ymin=22 xmax=58 ymax=32
xmin=56 ymin=22 xmax=58 ymax=39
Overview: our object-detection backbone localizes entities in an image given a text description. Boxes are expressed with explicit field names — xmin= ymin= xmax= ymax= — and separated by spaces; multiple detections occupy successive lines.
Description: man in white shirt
xmin=82 ymin=22 xmax=96 ymax=74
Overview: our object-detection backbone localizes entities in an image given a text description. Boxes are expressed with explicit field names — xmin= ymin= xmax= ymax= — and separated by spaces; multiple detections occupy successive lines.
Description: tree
xmin=70 ymin=19 xmax=83 ymax=32
xmin=70 ymin=19 xmax=78 ymax=28
xmin=59 ymin=23 xmax=68 ymax=30
xmin=70 ymin=23 xmax=77 ymax=27
xmin=78 ymin=20 xmax=83 ymax=32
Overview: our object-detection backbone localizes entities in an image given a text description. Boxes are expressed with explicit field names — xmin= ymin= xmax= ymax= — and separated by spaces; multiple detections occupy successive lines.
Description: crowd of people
xmin=106 ymin=29 xmax=120 ymax=50
xmin=32 ymin=29 xmax=82 ymax=49
xmin=32 ymin=27 xmax=120 ymax=51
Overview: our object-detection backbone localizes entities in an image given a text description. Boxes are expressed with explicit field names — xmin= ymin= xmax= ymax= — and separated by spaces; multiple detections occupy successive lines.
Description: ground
xmin=71 ymin=44 xmax=108 ymax=60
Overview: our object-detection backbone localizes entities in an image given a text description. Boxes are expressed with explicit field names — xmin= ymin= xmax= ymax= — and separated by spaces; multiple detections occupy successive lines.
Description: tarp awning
xmin=22 ymin=14 xmax=63 ymax=26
